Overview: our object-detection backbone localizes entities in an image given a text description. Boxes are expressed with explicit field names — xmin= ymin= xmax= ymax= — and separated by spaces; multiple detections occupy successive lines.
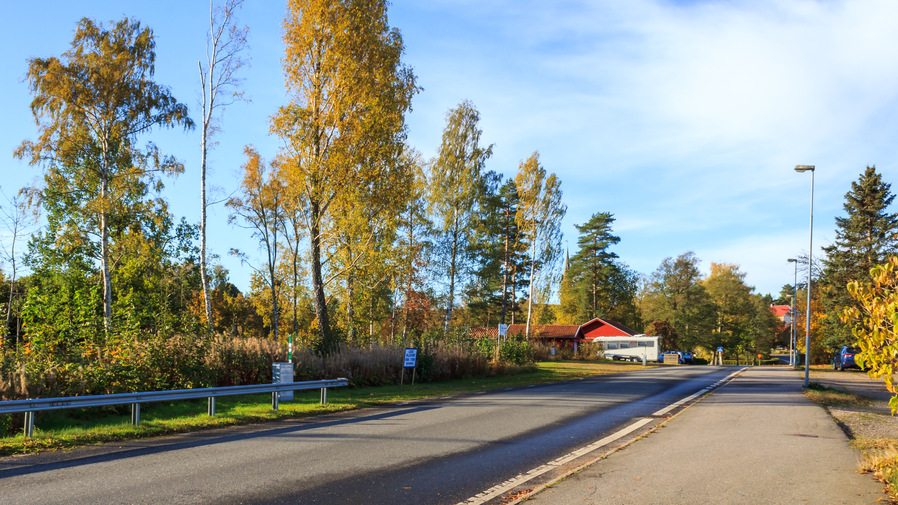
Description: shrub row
xmin=0 ymin=334 xmax=548 ymax=401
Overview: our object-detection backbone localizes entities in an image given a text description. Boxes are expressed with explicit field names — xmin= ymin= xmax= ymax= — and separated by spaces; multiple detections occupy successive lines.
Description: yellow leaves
xmin=843 ymin=255 xmax=898 ymax=412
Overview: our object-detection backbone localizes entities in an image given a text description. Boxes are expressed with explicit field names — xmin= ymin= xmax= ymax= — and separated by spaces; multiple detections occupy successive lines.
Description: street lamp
xmin=795 ymin=165 xmax=815 ymax=388
xmin=787 ymin=258 xmax=798 ymax=367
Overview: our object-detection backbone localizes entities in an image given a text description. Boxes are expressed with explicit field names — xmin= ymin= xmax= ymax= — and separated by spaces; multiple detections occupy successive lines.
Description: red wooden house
xmin=468 ymin=324 xmax=581 ymax=347
xmin=574 ymin=318 xmax=641 ymax=343
xmin=469 ymin=318 xmax=640 ymax=347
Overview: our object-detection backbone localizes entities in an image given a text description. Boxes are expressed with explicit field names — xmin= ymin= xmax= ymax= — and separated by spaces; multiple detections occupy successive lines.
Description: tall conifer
xmin=820 ymin=165 xmax=898 ymax=349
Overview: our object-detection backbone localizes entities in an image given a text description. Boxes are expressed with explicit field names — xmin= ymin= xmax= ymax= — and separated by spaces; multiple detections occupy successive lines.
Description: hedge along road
xmin=0 ymin=366 xmax=739 ymax=504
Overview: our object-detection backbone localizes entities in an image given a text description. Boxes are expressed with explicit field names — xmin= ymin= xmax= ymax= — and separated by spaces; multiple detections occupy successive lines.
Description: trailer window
xmin=637 ymin=341 xmax=647 ymax=347
xmin=619 ymin=342 xmax=631 ymax=349
xmin=606 ymin=342 xmax=619 ymax=350
xmin=645 ymin=341 xmax=655 ymax=347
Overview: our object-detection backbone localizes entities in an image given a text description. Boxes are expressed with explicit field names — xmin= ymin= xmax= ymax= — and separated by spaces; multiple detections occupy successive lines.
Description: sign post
xmin=272 ymin=362 xmax=293 ymax=402
xmin=401 ymin=348 xmax=418 ymax=386
xmin=497 ymin=324 xmax=509 ymax=362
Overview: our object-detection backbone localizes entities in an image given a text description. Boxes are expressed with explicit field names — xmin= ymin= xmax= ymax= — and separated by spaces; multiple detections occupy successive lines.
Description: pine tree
xmin=820 ymin=166 xmax=898 ymax=350
xmin=569 ymin=212 xmax=620 ymax=319
xmin=463 ymin=171 xmax=503 ymax=326
xmin=464 ymin=176 xmax=530 ymax=326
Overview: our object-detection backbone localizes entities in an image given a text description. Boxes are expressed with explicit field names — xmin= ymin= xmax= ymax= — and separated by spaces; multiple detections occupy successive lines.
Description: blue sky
xmin=2 ymin=0 xmax=897 ymax=298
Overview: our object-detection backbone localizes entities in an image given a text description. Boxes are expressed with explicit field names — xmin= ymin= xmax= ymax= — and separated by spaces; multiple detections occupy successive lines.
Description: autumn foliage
xmin=843 ymin=255 xmax=898 ymax=413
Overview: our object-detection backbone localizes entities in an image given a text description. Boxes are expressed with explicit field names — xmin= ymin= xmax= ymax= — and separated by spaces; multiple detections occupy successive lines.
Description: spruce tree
xmin=820 ymin=165 xmax=898 ymax=349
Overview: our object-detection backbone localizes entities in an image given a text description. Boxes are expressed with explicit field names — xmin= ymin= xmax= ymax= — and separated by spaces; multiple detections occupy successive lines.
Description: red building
xmin=469 ymin=318 xmax=640 ymax=347
xmin=574 ymin=318 xmax=641 ymax=343
xmin=469 ymin=324 xmax=581 ymax=347
xmin=770 ymin=305 xmax=791 ymax=323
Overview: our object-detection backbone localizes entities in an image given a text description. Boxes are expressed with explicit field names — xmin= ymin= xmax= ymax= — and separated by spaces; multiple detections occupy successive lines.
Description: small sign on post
xmin=273 ymin=362 xmax=294 ymax=402
xmin=401 ymin=348 xmax=418 ymax=386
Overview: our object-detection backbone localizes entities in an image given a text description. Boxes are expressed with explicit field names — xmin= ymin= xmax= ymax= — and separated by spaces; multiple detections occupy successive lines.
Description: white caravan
xmin=593 ymin=335 xmax=660 ymax=362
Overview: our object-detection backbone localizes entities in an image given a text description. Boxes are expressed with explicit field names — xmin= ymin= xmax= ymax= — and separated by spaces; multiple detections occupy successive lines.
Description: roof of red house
xmin=770 ymin=305 xmax=791 ymax=318
xmin=575 ymin=318 xmax=640 ymax=340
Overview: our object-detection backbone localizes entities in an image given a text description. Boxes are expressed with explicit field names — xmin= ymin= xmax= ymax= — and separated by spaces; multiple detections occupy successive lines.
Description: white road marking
xmin=459 ymin=367 xmax=751 ymax=505
xmin=456 ymin=418 xmax=653 ymax=505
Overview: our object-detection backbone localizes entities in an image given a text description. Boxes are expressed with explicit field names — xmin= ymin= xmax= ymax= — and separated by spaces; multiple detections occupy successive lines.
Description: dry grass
xmin=806 ymin=382 xmax=898 ymax=500
xmin=856 ymin=438 xmax=898 ymax=496
xmin=804 ymin=383 xmax=874 ymax=409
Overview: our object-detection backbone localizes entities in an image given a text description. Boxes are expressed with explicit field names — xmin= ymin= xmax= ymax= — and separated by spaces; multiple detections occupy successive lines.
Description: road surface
xmin=0 ymin=366 xmax=735 ymax=504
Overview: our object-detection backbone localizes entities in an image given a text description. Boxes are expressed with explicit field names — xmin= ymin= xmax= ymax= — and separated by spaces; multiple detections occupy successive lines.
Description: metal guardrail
xmin=0 ymin=378 xmax=349 ymax=438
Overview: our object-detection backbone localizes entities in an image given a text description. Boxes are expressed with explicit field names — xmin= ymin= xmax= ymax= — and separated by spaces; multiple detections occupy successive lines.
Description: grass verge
xmin=0 ymin=360 xmax=648 ymax=457
xmin=804 ymin=381 xmax=898 ymax=500
xmin=804 ymin=382 xmax=874 ymax=409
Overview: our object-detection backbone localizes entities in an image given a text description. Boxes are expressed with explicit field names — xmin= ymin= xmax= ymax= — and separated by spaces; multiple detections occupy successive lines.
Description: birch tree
xmin=198 ymin=0 xmax=249 ymax=328
xmin=0 ymin=188 xmax=35 ymax=342
xmin=227 ymin=147 xmax=285 ymax=342
xmin=15 ymin=18 xmax=193 ymax=331
xmin=514 ymin=152 xmax=565 ymax=339
xmin=272 ymin=0 xmax=417 ymax=353
xmin=429 ymin=100 xmax=493 ymax=332
xmin=395 ymin=149 xmax=434 ymax=341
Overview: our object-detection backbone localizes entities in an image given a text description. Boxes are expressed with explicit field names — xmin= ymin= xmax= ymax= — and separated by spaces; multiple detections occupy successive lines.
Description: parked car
xmin=661 ymin=351 xmax=685 ymax=364
xmin=832 ymin=346 xmax=862 ymax=371
xmin=681 ymin=351 xmax=694 ymax=364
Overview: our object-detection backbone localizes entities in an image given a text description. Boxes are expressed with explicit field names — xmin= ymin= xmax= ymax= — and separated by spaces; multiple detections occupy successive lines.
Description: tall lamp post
xmin=787 ymin=258 xmax=798 ymax=367
xmin=795 ymin=165 xmax=815 ymax=388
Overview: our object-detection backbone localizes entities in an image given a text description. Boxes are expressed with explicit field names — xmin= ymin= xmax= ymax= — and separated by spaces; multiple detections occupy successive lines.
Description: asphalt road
xmin=0 ymin=366 xmax=735 ymax=504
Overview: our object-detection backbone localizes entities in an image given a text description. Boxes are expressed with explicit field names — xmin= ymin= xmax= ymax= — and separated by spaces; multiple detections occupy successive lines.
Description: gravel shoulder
xmin=809 ymin=369 xmax=898 ymax=440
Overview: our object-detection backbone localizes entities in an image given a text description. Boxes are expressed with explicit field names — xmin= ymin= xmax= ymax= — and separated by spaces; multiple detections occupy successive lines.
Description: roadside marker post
xmin=498 ymin=324 xmax=508 ymax=362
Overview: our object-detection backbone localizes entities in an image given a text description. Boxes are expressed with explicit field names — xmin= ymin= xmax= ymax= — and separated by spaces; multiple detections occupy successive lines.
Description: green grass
xmin=0 ymin=360 xmax=649 ymax=456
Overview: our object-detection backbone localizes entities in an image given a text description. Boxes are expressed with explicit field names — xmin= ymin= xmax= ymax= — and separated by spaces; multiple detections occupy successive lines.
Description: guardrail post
xmin=131 ymin=403 xmax=140 ymax=426
xmin=271 ymin=391 xmax=279 ymax=411
xmin=207 ymin=397 xmax=216 ymax=417
xmin=24 ymin=411 xmax=34 ymax=438
xmin=320 ymin=387 xmax=327 ymax=405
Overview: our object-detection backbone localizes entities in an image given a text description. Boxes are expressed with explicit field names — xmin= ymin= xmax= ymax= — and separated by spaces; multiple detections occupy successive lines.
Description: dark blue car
xmin=832 ymin=346 xmax=862 ymax=371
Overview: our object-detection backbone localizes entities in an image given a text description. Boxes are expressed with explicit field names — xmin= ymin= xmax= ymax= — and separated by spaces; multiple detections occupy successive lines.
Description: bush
xmin=1 ymin=332 xmax=500 ymax=398
xmin=498 ymin=338 xmax=535 ymax=366
xmin=575 ymin=342 xmax=603 ymax=360
xmin=0 ymin=414 xmax=11 ymax=437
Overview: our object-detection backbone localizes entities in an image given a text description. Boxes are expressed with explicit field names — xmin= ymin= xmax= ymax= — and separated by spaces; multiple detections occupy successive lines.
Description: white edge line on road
xmin=651 ymin=367 xmax=748 ymax=417
xmin=456 ymin=418 xmax=653 ymax=505
xmin=458 ymin=366 xmax=751 ymax=505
